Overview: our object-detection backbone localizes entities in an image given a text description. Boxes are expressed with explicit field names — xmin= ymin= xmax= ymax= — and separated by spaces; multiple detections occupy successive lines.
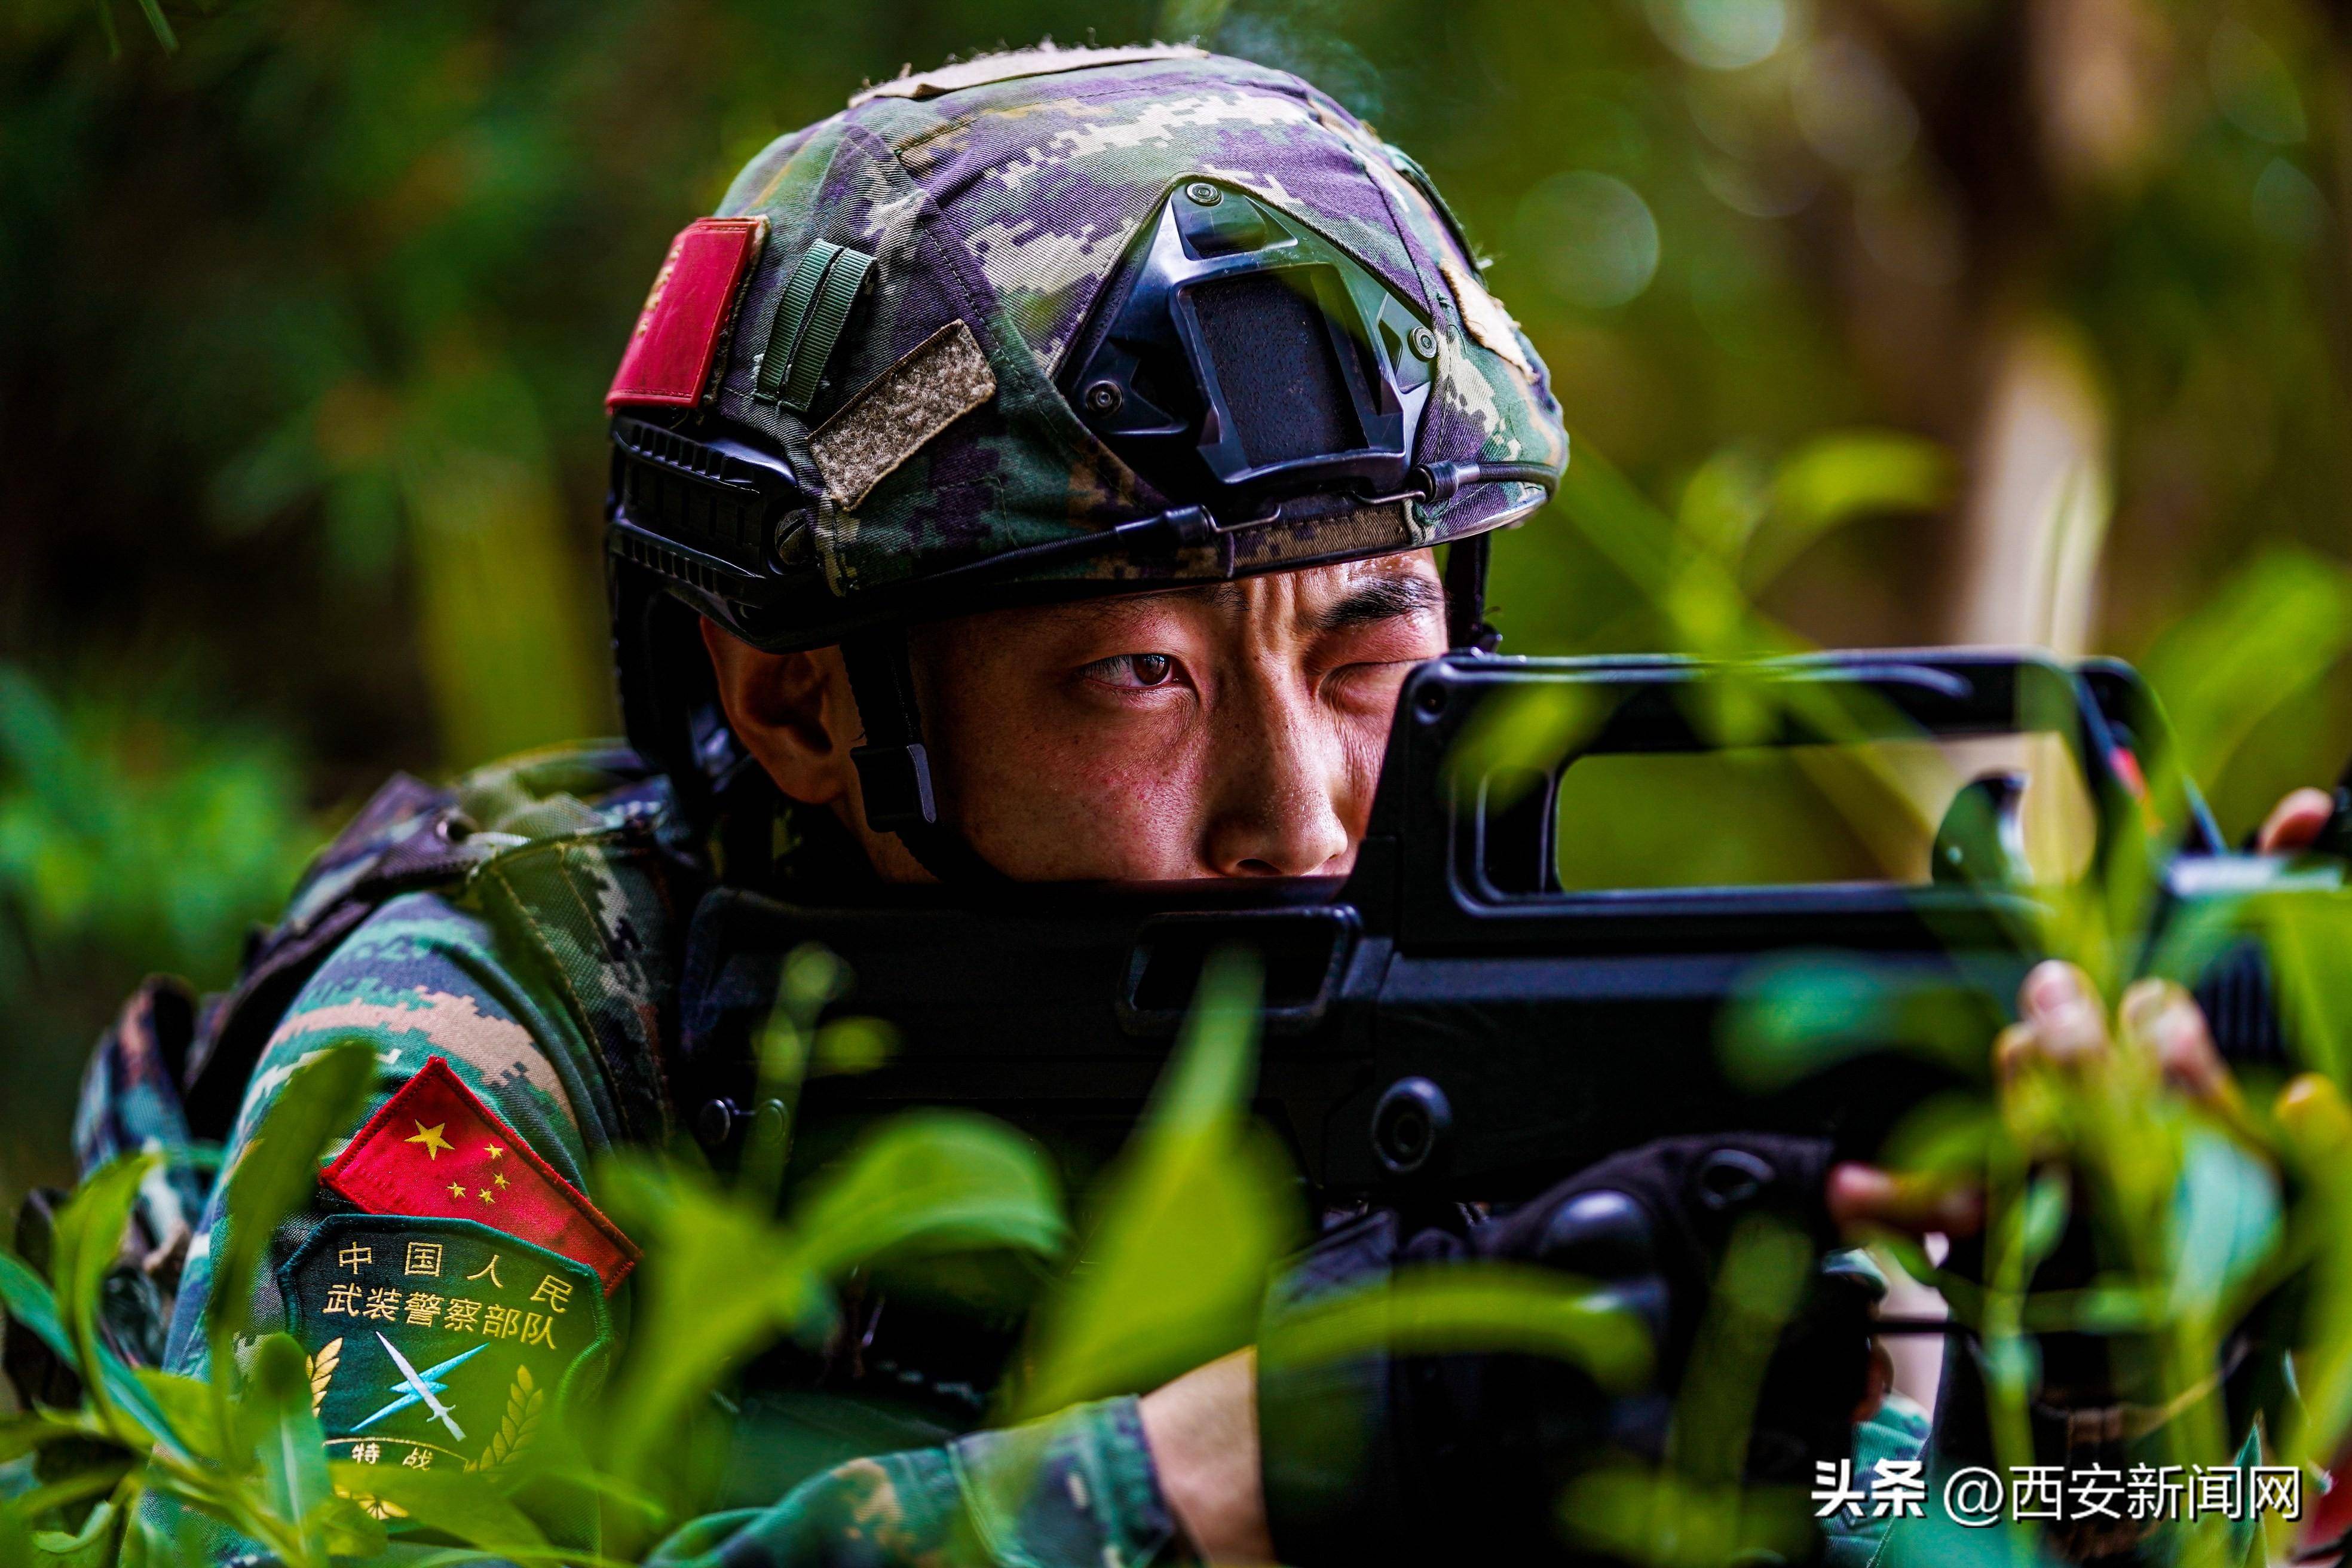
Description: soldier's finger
xmin=1826 ymin=1162 xmax=1984 ymax=1238
xmin=2256 ymin=788 xmax=2335 ymax=855
xmin=1994 ymin=1022 xmax=2040 ymax=1084
xmin=2014 ymin=961 xmax=2110 ymax=1069
xmin=2277 ymin=1074 xmax=2352 ymax=1172
xmin=2118 ymin=978 xmax=2231 ymax=1107
xmin=1854 ymin=1340 xmax=1894 ymax=1425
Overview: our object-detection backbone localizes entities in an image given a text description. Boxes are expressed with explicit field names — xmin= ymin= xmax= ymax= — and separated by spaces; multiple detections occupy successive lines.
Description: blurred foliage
xmin=0 ymin=665 xmax=317 ymax=1212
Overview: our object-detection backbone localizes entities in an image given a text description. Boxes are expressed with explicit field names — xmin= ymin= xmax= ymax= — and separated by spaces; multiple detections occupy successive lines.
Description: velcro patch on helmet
xmin=607 ymin=216 xmax=768 ymax=412
xmin=809 ymin=320 xmax=999 ymax=510
xmin=1440 ymin=253 xmax=1533 ymax=379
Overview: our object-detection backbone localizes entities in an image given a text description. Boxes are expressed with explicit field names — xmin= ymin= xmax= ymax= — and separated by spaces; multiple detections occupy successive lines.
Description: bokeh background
xmin=5 ymin=0 xmax=2351 ymax=1218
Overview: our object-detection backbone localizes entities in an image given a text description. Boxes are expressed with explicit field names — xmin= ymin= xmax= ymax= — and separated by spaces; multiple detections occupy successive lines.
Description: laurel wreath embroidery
xmin=342 ymin=1490 xmax=409 ymax=1521
xmin=307 ymin=1337 xmax=342 ymax=1415
xmin=467 ymin=1364 xmax=542 ymax=1472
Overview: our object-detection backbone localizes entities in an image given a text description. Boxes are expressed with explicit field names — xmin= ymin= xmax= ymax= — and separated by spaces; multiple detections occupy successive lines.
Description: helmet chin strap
xmin=838 ymin=630 xmax=1007 ymax=885
xmin=1442 ymin=532 xmax=1500 ymax=654
xmin=838 ymin=536 xmax=1502 ymax=885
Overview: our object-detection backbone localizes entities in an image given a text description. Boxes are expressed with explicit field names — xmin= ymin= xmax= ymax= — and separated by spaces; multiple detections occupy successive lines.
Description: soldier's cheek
xmin=1340 ymin=710 xmax=1397 ymax=826
xmin=1074 ymin=750 xmax=1215 ymax=877
xmin=947 ymin=721 xmax=1206 ymax=881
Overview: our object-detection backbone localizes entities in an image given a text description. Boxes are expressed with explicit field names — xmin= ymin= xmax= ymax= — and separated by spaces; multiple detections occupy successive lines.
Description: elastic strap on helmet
xmin=839 ymin=631 xmax=1006 ymax=884
xmin=1443 ymin=532 xmax=1500 ymax=654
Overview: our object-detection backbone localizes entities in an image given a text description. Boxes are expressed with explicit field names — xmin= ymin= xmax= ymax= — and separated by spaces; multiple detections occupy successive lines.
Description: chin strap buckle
xmin=850 ymin=740 xmax=940 ymax=835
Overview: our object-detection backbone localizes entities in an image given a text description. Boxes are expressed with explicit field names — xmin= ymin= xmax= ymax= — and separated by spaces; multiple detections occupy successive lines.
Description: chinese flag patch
xmin=605 ymin=215 xmax=768 ymax=412
xmin=321 ymin=1056 xmax=639 ymax=1293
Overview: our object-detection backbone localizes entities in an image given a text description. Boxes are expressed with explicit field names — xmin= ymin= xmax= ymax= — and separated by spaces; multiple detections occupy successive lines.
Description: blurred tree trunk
xmin=1824 ymin=0 xmax=2168 ymax=651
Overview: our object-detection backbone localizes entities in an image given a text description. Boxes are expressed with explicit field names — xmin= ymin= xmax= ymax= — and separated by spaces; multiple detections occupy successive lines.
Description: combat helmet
xmin=603 ymin=43 xmax=1569 ymax=877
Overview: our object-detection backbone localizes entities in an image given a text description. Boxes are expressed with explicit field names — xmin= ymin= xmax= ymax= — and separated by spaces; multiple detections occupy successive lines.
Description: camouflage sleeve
xmin=650 ymin=1397 xmax=1189 ymax=1568
xmin=158 ymin=886 xmax=636 ymax=1375
xmin=143 ymin=886 xmax=636 ymax=1552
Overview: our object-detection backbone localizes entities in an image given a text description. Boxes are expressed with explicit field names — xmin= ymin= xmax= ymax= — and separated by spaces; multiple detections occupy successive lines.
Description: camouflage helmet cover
xmin=607 ymin=43 xmax=1569 ymax=654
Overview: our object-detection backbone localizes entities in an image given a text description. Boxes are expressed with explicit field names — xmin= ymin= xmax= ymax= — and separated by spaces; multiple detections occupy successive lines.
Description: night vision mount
xmin=1059 ymin=179 xmax=1440 ymax=512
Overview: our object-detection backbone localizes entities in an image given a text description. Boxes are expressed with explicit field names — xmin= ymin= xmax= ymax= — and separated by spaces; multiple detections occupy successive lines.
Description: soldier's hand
xmin=1826 ymin=785 xmax=2332 ymax=1237
xmin=1249 ymin=1135 xmax=1873 ymax=1565
xmin=1826 ymin=959 xmax=2244 ymax=1239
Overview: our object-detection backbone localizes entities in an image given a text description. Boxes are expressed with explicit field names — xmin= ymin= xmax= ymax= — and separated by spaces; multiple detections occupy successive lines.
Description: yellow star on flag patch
xmin=405 ymin=1122 xmax=455 ymax=1159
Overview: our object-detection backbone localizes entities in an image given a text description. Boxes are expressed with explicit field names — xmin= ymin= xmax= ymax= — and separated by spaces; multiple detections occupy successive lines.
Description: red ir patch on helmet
xmin=606 ymin=216 xmax=768 ymax=412
xmin=321 ymin=1056 xmax=638 ymax=1293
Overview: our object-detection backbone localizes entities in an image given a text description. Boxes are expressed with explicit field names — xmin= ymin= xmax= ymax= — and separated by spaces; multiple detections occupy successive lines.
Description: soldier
xmin=39 ymin=41 xmax=2334 ymax=1568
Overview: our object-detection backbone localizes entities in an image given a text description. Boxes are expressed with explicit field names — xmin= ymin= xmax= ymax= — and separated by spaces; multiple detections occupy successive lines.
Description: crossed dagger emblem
xmin=353 ymin=1331 xmax=488 ymax=1443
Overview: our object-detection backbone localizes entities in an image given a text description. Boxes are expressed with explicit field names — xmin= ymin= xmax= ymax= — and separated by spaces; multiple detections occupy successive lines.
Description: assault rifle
xmin=674 ymin=650 xmax=2351 ymax=1199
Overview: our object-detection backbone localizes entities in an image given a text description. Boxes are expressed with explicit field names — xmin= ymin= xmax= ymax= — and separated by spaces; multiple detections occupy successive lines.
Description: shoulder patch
xmin=322 ymin=1056 xmax=639 ymax=1291
xmin=283 ymin=1215 xmax=614 ymax=1483
xmin=607 ymin=216 xmax=768 ymax=412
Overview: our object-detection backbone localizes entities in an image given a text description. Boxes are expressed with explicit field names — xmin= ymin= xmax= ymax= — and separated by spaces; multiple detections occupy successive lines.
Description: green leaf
xmin=321 ymin=1462 xmax=549 ymax=1555
xmin=131 ymin=0 xmax=177 ymax=53
xmin=237 ymin=1334 xmax=330 ymax=1559
xmin=1747 ymin=431 xmax=1953 ymax=588
xmin=0 ymin=1251 xmax=184 ymax=1460
xmin=1561 ymin=1465 xmax=1812 ymax=1568
xmin=2168 ymin=1131 xmax=2281 ymax=1318
xmin=131 ymin=1369 xmax=224 ymax=1462
xmin=810 ymin=1016 xmax=895 ymax=1077
xmin=1264 ymin=1264 xmax=1651 ymax=1387
xmin=315 ymin=1496 xmax=388 ymax=1563
xmin=1719 ymin=957 xmax=1996 ymax=1095
xmin=2142 ymin=547 xmax=2352 ymax=789
xmin=2253 ymin=890 xmax=2352 ymax=1085
xmin=515 ymin=1462 xmax=671 ymax=1532
xmin=2018 ymin=1169 xmax=2072 ymax=1274
xmin=0 ymin=1419 xmax=50 ymax=1466
xmin=1441 ymin=681 xmax=1607 ymax=813
xmin=788 ymin=1110 xmax=1067 ymax=1279
xmin=207 ymin=1040 xmax=376 ymax=1358
xmin=47 ymin=1152 xmax=157 ymax=1432
xmin=24 ymin=1499 xmax=117 ymax=1568
xmin=594 ymin=1159 xmax=818 ymax=1487
xmin=602 ymin=1103 xmax=1067 ymax=1500
xmin=1676 ymin=445 xmax=1770 ymax=565
xmin=1013 ymin=951 xmax=1300 ymax=1417
xmin=779 ymin=944 xmax=850 ymax=1017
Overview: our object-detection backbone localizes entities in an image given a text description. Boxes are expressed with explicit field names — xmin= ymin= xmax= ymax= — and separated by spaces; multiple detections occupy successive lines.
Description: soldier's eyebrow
xmin=1315 ymin=574 xmax=1446 ymax=635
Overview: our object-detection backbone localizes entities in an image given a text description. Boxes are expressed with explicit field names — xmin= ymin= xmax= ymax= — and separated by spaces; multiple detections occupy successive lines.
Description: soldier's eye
xmin=1083 ymin=653 xmax=1181 ymax=690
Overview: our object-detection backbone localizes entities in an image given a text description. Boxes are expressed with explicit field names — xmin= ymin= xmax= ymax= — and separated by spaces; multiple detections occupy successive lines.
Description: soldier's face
xmin=704 ymin=550 xmax=1450 ymax=881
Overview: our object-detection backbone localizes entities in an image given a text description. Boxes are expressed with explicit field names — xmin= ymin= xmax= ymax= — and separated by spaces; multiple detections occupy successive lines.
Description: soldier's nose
xmin=1202 ymin=687 xmax=1353 ymax=878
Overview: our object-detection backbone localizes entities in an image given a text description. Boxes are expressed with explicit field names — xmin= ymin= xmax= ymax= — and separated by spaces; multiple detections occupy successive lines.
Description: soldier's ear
xmin=699 ymin=620 xmax=859 ymax=808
